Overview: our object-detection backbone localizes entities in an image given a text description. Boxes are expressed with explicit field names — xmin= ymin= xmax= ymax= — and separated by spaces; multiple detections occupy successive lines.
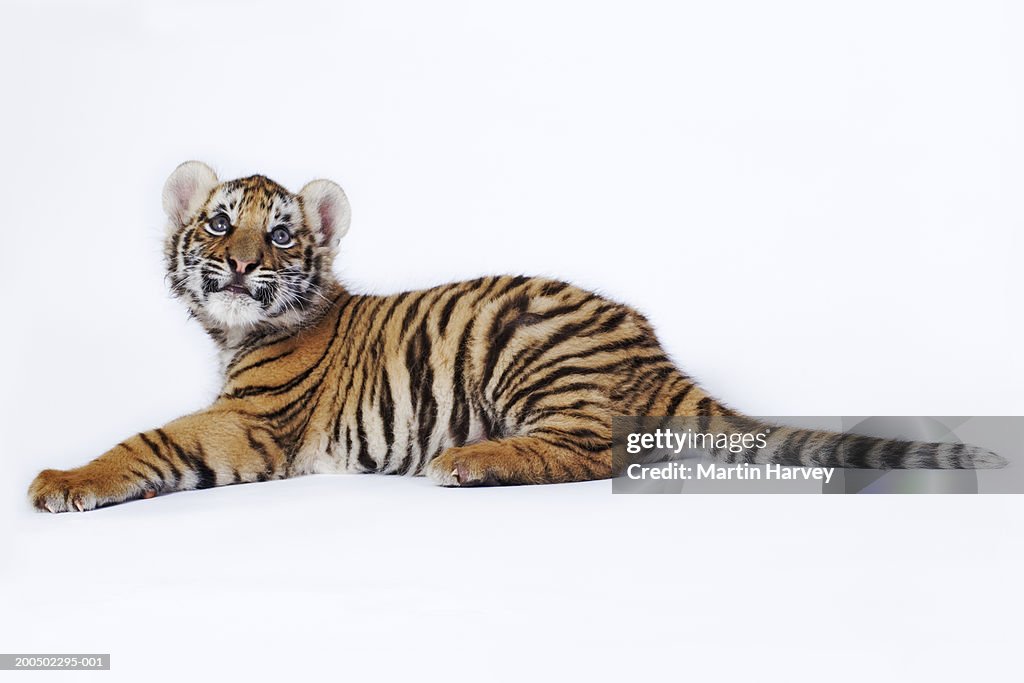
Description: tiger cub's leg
xmin=425 ymin=416 xmax=612 ymax=486
xmin=29 ymin=409 xmax=287 ymax=512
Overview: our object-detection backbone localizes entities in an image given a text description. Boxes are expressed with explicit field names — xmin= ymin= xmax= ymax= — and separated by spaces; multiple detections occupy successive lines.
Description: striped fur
xmin=28 ymin=163 xmax=1006 ymax=512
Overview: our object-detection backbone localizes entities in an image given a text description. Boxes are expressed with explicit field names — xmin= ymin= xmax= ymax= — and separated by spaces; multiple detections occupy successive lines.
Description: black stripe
xmin=538 ymin=280 xmax=570 ymax=297
xmin=948 ymin=442 xmax=966 ymax=469
xmin=154 ymin=428 xmax=202 ymax=478
xmin=498 ymin=274 xmax=532 ymax=295
xmin=913 ymin=441 xmax=940 ymax=469
xmin=493 ymin=329 xmax=647 ymax=401
xmin=442 ymin=276 xmax=507 ymax=446
xmin=773 ymin=430 xmax=812 ymax=466
xmin=127 ymin=466 xmax=153 ymax=483
xmin=449 ymin=315 xmax=475 ymax=446
xmin=816 ymin=431 xmax=853 ymax=467
xmin=379 ymin=366 xmax=396 ymax=459
xmin=438 ymin=283 xmax=469 ymax=337
xmin=327 ymin=297 xmax=392 ymax=445
xmin=842 ymin=434 xmax=879 ymax=468
xmin=503 ymin=354 xmax=666 ymax=415
xmin=356 ymin=400 xmax=375 ymax=471
xmin=395 ymin=453 xmax=414 ymax=476
xmin=191 ymin=444 xmax=218 ymax=488
xmin=634 ymin=366 xmax=675 ymax=415
xmin=246 ymin=428 xmax=275 ymax=478
xmin=880 ymin=439 xmax=912 ymax=469
xmin=397 ymin=290 xmax=429 ymax=339
xmin=160 ymin=432 xmax=217 ymax=488
xmin=516 ymin=381 xmax=604 ymax=417
xmin=228 ymin=295 xmax=361 ymax=399
xmin=258 ymin=384 xmax=318 ymax=423
xmin=520 ymin=401 xmax=607 ymax=428
xmin=695 ymin=397 xmax=714 ymax=417
xmin=479 ymin=292 xmax=531 ymax=393
xmin=491 ymin=302 xmax=619 ymax=399
xmin=665 ymin=383 xmax=695 ymax=416
xmin=407 ymin=317 xmax=437 ymax=459
xmin=142 ymin=431 xmax=183 ymax=482
xmin=228 ymin=349 xmax=295 ymax=381
xmin=126 ymin=453 xmax=164 ymax=482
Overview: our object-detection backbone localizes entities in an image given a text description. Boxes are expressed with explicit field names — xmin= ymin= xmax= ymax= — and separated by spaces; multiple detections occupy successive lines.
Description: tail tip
xmin=971 ymin=448 xmax=1008 ymax=469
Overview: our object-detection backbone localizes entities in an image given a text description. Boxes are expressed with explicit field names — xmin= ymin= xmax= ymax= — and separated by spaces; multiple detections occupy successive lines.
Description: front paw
xmin=28 ymin=466 xmax=150 ymax=513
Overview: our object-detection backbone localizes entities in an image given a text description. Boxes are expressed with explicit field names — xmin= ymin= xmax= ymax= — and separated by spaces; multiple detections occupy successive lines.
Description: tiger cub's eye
xmin=205 ymin=213 xmax=230 ymax=236
xmin=270 ymin=226 xmax=294 ymax=247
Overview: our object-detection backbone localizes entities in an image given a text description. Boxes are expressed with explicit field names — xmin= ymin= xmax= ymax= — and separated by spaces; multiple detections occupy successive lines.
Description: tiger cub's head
xmin=162 ymin=161 xmax=349 ymax=333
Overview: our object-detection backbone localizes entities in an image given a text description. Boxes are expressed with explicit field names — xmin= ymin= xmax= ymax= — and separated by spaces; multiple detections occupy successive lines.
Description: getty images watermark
xmin=612 ymin=416 xmax=1022 ymax=494
xmin=622 ymin=424 xmax=834 ymax=483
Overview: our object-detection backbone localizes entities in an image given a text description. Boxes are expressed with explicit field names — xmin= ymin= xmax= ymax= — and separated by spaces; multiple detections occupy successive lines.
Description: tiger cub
xmin=28 ymin=161 xmax=1005 ymax=512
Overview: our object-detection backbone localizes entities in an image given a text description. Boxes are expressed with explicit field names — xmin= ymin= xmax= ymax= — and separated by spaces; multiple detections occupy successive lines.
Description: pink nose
xmin=229 ymin=257 xmax=257 ymax=274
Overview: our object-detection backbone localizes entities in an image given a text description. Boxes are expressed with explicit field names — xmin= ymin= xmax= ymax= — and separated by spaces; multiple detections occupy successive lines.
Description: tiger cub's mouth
xmin=221 ymin=284 xmax=253 ymax=297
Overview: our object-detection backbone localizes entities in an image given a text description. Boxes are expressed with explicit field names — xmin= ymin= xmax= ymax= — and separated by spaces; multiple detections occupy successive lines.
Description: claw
xmin=44 ymin=504 xmax=55 ymax=513
xmin=451 ymin=467 xmax=459 ymax=484
xmin=74 ymin=499 xmax=84 ymax=512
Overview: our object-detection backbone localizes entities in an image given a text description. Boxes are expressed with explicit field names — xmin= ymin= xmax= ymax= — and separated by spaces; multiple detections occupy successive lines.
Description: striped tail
xmin=651 ymin=385 xmax=1007 ymax=469
xmin=688 ymin=413 xmax=1008 ymax=470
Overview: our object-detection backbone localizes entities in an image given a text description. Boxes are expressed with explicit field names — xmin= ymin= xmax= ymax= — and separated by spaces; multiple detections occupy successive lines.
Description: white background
xmin=1 ymin=0 xmax=1021 ymax=680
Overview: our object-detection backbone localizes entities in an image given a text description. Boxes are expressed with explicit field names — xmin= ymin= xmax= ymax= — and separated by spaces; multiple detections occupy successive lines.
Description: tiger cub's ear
xmin=299 ymin=179 xmax=351 ymax=250
xmin=163 ymin=161 xmax=219 ymax=229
